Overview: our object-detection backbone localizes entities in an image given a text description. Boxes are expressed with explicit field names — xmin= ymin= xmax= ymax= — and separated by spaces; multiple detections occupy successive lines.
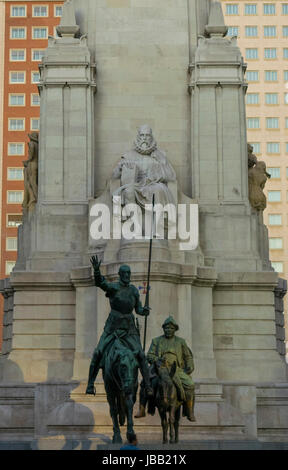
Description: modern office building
xmin=221 ymin=0 xmax=288 ymax=347
xmin=0 ymin=1 xmax=63 ymax=348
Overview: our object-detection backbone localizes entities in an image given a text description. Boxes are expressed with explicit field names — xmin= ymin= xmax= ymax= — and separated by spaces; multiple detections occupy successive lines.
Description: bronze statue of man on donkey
xmin=136 ymin=318 xmax=195 ymax=415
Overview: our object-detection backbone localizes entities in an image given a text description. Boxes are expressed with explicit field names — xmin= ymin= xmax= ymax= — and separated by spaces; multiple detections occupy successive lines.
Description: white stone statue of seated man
xmin=112 ymin=125 xmax=176 ymax=211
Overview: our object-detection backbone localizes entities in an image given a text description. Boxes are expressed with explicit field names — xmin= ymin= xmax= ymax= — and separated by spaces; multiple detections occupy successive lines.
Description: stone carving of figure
xmin=112 ymin=125 xmax=176 ymax=211
xmin=247 ymin=143 xmax=258 ymax=169
xmin=248 ymin=161 xmax=271 ymax=211
xmin=23 ymin=132 xmax=39 ymax=210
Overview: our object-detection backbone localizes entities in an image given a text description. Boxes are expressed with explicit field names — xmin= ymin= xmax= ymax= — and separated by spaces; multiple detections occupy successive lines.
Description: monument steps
xmin=1 ymin=438 xmax=288 ymax=451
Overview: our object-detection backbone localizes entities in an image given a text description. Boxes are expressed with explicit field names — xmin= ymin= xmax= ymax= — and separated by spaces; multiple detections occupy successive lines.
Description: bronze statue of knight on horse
xmin=86 ymin=255 xmax=152 ymax=443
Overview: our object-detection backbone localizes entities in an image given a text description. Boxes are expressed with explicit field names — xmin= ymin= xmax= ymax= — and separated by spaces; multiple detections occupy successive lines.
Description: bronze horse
xmin=153 ymin=360 xmax=183 ymax=444
xmin=103 ymin=339 xmax=139 ymax=444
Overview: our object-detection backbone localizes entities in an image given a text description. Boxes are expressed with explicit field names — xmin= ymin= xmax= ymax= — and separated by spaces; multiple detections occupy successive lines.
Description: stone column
xmin=70 ymin=267 xmax=98 ymax=381
xmin=25 ymin=4 xmax=97 ymax=272
xmin=191 ymin=267 xmax=217 ymax=379
xmin=188 ymin=2 xmax=267 ymax=272
xmin=0 ymin=279 xmax=14 ymax=358
xmin=274 ymin=278 xmax=287 ymax=358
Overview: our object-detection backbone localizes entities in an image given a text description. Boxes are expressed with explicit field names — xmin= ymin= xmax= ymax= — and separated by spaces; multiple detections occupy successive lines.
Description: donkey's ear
xmin=170 ymin=361 xmax=177 ymax=378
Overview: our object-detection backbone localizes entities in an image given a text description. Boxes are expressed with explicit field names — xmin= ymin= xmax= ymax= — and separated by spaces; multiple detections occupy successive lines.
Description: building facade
xmin=221 ymin=0 xmax=288 ymax=347
xmin=0 ymin=0 xmax=63 ymax=348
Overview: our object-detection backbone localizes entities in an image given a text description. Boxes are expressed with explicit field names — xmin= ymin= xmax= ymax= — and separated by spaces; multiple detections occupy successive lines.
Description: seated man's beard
xmin=134 ymin=136 xmax=157 ymax=155
xmin=140 ymin=139 xmax=150 ymax=149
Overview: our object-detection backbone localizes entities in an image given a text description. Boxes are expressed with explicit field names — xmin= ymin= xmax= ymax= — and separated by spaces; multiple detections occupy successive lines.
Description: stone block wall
xmin=213 ymin=272 xmax=287 ymax=382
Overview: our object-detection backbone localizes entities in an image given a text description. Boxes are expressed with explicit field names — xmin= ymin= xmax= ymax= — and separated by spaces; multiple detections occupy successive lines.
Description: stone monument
xmin=0 ymin=0 xmax=287 ymax=448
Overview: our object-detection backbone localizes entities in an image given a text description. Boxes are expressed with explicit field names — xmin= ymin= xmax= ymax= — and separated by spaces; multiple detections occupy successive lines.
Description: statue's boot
xmin=134 ymin=404 xmax=146 ymax=419
xmin=86 ymin=356 xmax=101 ymax=395
xmin=185 ymin=397 xmax=196 ymax=422
xmin=139 ymin=358 xmax=153 ymax=396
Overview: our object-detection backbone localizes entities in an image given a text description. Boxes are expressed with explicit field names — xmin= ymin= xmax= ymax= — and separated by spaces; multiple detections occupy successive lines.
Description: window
xmin=264 ymin=48 xmax=277 ymax=59
xmin=286 ymin=117 xmax=288 ymax=128
xmin=55 ymin=5 xmax=62 ymax=17
xmin=271 ymin=262 xmax=283 ymax=273
xmin=246 ymin=71 xmax=259 ymax=81
xmin=7 ymin=214 xmax=22 ymax=227
xmin=265 ymin=70 xmax=278 ymax=81
xmin=7 ymin=191 xmax=23 ymax=204
xmin=8 ymin=119 xmax=25 ymax=131
xmin=265 ymin=93 xmax=278 ymax=105
xmin=245 ymin=26 xmax=258 ymax=37
xmin=6 ymin=238 xmax=18 ymax=251
xmin=267 ymin=167 xmax=280 ymax=178
xmin=32 ymin=27 xmax=48 ymax=39
xmin=284 ymin=71 xmax=288 ymax=81
xmin=10 ymin=49 xmax=25 ymax=61
xmin=31 ymin=119 xmax=40 ymax=131
xmin=284 ymin=48 xmax=288 ymax=59
xmin=268 ymin=191 xmax=281 ymax=202
xmin=269 ymin=238 xmax=283 ymax=249
xmin=246 ymin=93 xmax=259 ymax=104
xmin=263 ymin=3 xmax=276 ymax=15
xmin=264 ymin=26 xmax=276 ymax=37
xmin=33 ymin=5 xmax=48 ymax=17
xmin=31 ymin=94 xmax=40 ymax=106
xmin=10 ymin=27 xmax=26 ymax=39
xmin=5 ymin=262 xmax=16 ymax=276
xmin=226 ymin=4 xmax=239 ymax=15
xmin=250 ymin=142 xmax=260 ymax=153
xmin=8 ymin=143 xmax=25 ymax=156
xmin=9 ymin=71 xmax=25 ymax=84
xmin=31 ymin=72 xmax=40 ymax=84
xmin=283 ymin=26 xmax=288 ymax=37
xmin=284 ymin=93 xmax=288 ymax=104
xmin=267 ymin=142 xmax=280 ymax=153
xmin=32 ymin=50 xmax=45 ymax=61
xmin=268 ymin=214 xmax=282 ymax=225
xmin=227 ymin=26 xmax=239 ymax=36
xmin=9 ymin=94 xmax=25 ymax=106
xmin=11 ymin=6 xmax=26 ymax=17
xmin=283 ymin=4 xmax=288 ymax=14
xmin=247 ymin=118 xmax=260 ymax=129
xmin=246 ymin=48 xmax=258 ymax=59
xmin=266 ymin=118 xmax=279 ymax=129
xmin=7 ymin=168 xmax=24 ymax=180
xmin=245 ymin=4 xmax=257 ymax=15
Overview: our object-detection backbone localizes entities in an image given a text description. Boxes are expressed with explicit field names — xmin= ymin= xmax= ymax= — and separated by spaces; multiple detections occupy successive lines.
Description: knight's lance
xmin=143 ymin=194 xmax=155 ymax=351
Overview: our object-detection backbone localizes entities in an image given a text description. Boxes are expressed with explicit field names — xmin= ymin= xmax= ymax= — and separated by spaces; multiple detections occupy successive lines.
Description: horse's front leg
xmin=107 ymin=391 xmax=122 ymax=444
xmin=159 ymin=408 xmax=168 ymax=444
xmin=174 ymin=406 xmax=181 ymax=444
xmin=125 ymin=393 xmax=135 ymax=439
xmin=169 ymin=407 xmax=176 ymax=444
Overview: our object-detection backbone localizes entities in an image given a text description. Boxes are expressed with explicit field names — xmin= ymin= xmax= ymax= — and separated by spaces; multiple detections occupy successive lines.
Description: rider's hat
xmin=162 ymin=316 xmax=179 ymax=331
